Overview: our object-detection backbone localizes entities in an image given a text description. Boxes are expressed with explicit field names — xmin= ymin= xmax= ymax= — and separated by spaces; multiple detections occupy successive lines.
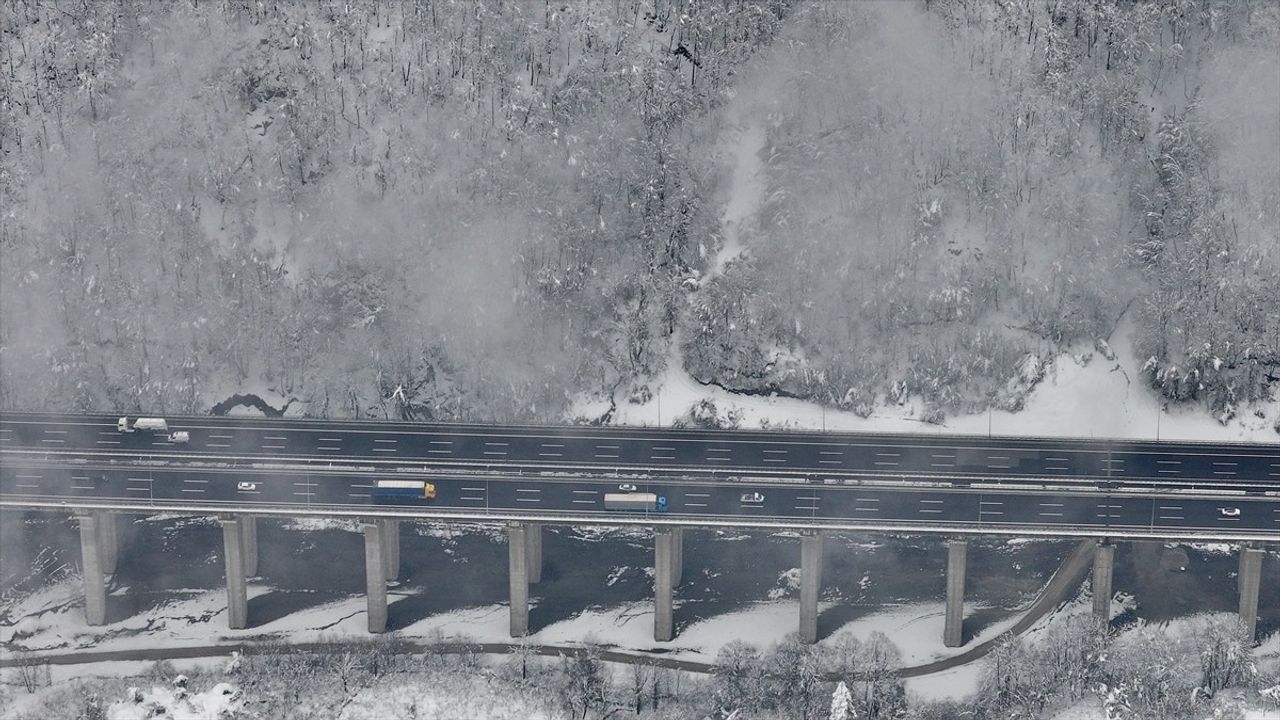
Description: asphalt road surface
xmin=2 ymin=412 xmax=1277 ymax=539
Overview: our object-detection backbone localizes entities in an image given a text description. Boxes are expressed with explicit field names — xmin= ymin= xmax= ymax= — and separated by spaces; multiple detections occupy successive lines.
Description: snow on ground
xmin=585 ymin=310 xmax=1279 ymax=441
xmin=3 ymin=576 xmax=1013 ymax=672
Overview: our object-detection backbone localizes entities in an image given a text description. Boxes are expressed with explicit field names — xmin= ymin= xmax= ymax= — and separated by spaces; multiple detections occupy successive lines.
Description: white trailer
xmin=117 ymin=417 xmax=168 ymax=433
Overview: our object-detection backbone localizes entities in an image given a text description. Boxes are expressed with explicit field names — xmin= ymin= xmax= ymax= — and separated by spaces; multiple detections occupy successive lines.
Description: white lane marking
xmin=540 ymin=443 xmax=563 ymax=448
xmin=431 ymin=441 xmax=454 ymax=446
xmin=572 ymin=490 xmax=598 ymax=495
xmin=40 ymin=439 xmax=65 ymax=444
xmin=652 ymin=456 xmax=675 ymax=460
xmin=931 ymin=463 xmax=955 ymax=468
xmin=14 ymin=474 xmax=41 ymax=480
xmin=920 ymin=499 xmax=944 ymax=504
xmin=596 ymin=444 xmax=620 ymax=450
xmin=460 ymin=487 xmax=486 ymax=492
xmin=486 ymin=442 xmax=510 ymax=447
xmin=374 ymin=439 xmax=397 ymax=444
xmin=763 ymin=449 xmax=787 ymax=454
xmin=264 ymin=435 xmax=287 ymax=440
xmin=796 ymin=495 xmax=820 ymax=501
xmin=459 ymin=496 xmax=485 ymax=501
xmin=876 ymin=452 xmax=900 ymax=457
xmin=210 ymin=434 xmax=233 ymax=439
xmin=653 ymin=446 xmax=675 ymax=451
xmin=350 ymin=484 xmax=373 ymax=489
xmin=43 ymin=429 xmax=67 ymax=434
xmin=685 ymin=503 xmax=708 ymax=508
xmin=429 ymin=449 xmax=453 ymax=454
xmin=539 ymin=452 xmax=562 ymax=457
xmin=348 ymin=493 xmax=370 ymax=498
xmin=819 ymin=459 xmax=843 ymax=464
xmin=854 ymin=507 xmax=879 ymax=512
xmin=1157 ymin=460 xmax=1181 ymax=465
xmin=180 ymin=489 xmax=205 ymax=494
xmin=372 ymin=448 xmax=397 ymax=453
xmin=515 ymin=498 xmax=541 ymax=503
xmin=183 ymin=479 xmax=209 ymax=484
xmin=318 ymin=446 xmax=341 ymax=451
xmin=919 ymin=509 xmax=942 ymax=514
xmin=484 ymin=451 xmax=509 ymax=456
xmin=763 ymin=458 xmax=787 ymax=463
xmin=95 ymin=440 xmax=121 ymax=445
xmin=1039 ymin=512 xmax=1064 ymax=517
xmin=1039 ymin=502 xmax=1064 ymax=507
xmin=516 ymin=488 xmax=540 ymax=494
xmin=293 ymin=482 xmax=319 ymax=487
xmin=686 ymin=493 xmax=710 ymax=498
xmin=874 ymin=462 xmax=899 ymax=467
xmin=856 ymin=497 xmax=880 ymax=502
xmin=571 ymin=499 xmax=596 ymax=504
xmin=1044 ymin=456 xmax=1069 ymax=462
xmin=318 ymin=437 xmax=342 ymax=443
xmin=263 ymin=445 xmax=286 ymax=450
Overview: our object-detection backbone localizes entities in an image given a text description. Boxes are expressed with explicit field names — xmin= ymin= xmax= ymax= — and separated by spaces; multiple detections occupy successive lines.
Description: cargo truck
xmin=117 ymin=417 xmax=168 ymax=433
xmin=372 ymin=479 xmax=436 ymax=500
xmin=603 ymin=493 xmax=666 ymax=512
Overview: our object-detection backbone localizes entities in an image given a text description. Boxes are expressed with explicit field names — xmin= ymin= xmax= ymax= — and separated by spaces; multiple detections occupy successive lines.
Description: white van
xmin=117 ymin=417 xmax=169 ymax=433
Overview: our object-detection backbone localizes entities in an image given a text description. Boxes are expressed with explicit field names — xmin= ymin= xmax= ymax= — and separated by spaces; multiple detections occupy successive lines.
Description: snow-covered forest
xmin=1 ymin=0 xmax=1277 ymax=424
xmin=4 ymin=614 xmax=1278 ymax=719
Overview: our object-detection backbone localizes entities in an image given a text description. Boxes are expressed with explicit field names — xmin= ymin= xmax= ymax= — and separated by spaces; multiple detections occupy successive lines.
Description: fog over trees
xmin=0 ymin=0 xmax=1276 ymax=424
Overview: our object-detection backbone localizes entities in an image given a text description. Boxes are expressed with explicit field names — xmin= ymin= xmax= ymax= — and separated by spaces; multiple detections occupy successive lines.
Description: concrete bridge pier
xmin=219 ymin=516 xmax=249 ymax=630
xmin=382 ymin=519 xmax=400 ymax=581
xmin=526 ymin=523 xmax=542 ymax=584
xmin=799 ymin=531 xmax=824 ymax=644
xmin=1238 ymin=544 xmax=1263 ymax=641
xmin=241 ymin=515 xmax=258 ymax=577
xmin=654 ymin=528 xmax=680 ymax=642
xmin=98 ymin=511 xmax=119 ymax=576
xmin=671 ymin=527 xmax=683 ymax=586
xmin=362 ymin=520 xmax=390 ymax=633
xmin=1092 ymin=540 xmax=1115 ymax=621
xmin=75 ymin=512 xmax=108 ymax=626
xmin=944 ymin=538 xmax=968 ymax=648
xmin=508 ymin=522 xmax=531 ymax=636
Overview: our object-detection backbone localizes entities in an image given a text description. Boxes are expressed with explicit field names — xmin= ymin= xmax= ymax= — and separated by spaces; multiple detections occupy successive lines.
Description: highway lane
xmin=3 ymin=412 xmax=1279 ymax=492
xmin=3 ymin=460 xmax=1277 ymax=537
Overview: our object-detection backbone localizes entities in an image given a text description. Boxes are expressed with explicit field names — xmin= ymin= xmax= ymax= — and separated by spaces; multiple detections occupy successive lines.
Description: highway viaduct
xmin=1 ymin=412 xmax=1276 ymax=647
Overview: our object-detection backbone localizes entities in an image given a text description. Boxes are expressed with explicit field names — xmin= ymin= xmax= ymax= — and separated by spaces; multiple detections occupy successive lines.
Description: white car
xmin=168 ymin=431 xmax=190 ymax=444
xmin=1219 ymin=507 xmax=1241 ymax=517
xmin=237 ymin=482 xmax=258 ymax=492
xmin=618 ymin=483 xmax=638 ymax=492
xmin=740 ymin=492 xmax=765 ymax=504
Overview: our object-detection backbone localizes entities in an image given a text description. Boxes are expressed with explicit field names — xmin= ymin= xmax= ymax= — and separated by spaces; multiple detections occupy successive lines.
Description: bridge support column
xmin=98 ymin=511 xmax=118 ymax=575
xmin=671 ymin=527 xmax=683 ymax=586
xmin=508 ymin=522 xmax=530 ymax=637
xmin=527 ymin=523 xmax=543 ymax=584
xmin=944 ymin=538 xmax=968 ymax=648
xmin=362 ymin=520 xmax=389 ymax=633
xmin=241 ymin=515 xmax=258 ymax=577
xmin=220 ymin=517 xmax=249 ymax=630
xmin=800 ymin=531 xmax=824 ymax=644
xmin=75 ymin=513 xmax=108 ymax=626
xmin=382 ymin=520 xmax=400 ymax=581
xmin=1092 ymin=540 xmax=1115 ymax=621
xmin=655 ymin=528 xmax=677 ymax=642
xmin=1239 ymin=544 xmax=1263 ymax=641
